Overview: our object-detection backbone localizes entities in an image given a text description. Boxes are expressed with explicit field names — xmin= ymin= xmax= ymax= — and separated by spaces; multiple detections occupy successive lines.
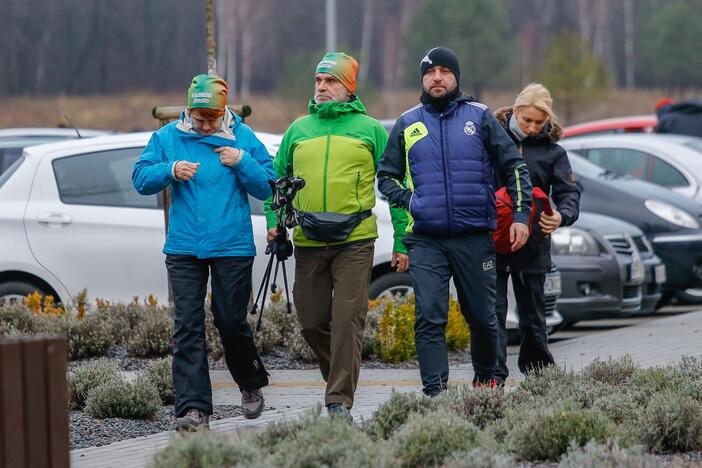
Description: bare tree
xmin=206 ymin=0 xmax=217 ymax=74
xmin=359 ymin=0 xmax=374 ymax=85
xmin=35 ymin=0 xmax=57 ymax=93
xmin=624 ymin=0 xmax=635 ymax=88
xmin=217 ymin=0 xmax=237 ymax=90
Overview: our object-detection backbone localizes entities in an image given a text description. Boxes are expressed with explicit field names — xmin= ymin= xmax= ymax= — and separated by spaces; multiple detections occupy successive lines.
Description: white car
xmin=0 ymin=131 xmax=405 ymax=305
xmin=0 ymin=131 xmax=562 ymax=334
xmin=561 ymin=134 xmax=702 ymax=202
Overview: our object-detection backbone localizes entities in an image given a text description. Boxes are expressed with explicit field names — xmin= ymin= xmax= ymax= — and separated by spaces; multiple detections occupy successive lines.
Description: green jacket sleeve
xmin=264 ymin=130 xmax=292 ymax=229
xmin=372 ymin=121 xmax=408 ymax=254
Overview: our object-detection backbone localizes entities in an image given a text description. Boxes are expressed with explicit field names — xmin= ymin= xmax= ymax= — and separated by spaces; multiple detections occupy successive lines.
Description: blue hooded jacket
xmin=132 ymin=109 xmax=275 ymax=258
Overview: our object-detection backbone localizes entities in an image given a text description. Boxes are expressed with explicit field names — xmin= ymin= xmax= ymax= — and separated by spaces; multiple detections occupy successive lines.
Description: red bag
xmin=493 ymin=187 xmax=553 ymax=255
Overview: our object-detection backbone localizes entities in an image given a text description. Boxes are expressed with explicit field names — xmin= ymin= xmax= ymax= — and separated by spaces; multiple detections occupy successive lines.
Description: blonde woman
xmin=493 ymin=83 xmax=580 ymax=385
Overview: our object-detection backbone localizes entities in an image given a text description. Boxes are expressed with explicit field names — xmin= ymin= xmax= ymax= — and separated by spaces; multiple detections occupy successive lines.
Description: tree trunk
xmin=397 ymin=0 xmax=420 ymax=88
xmin=624 ymin=0 xmax=635 ymax=88
xmin=205 ymin=0 xmax=217 ymax=74
xmin=35 ymin=0 xmax=56 ymax=93
xmin=518 ymin=23 xmax=537 ymax=86
xmin=216 ymin=0 xmax=229 ymax=81
xmin=359 ymin=0 xmax=374 ymax=85
xmin=382 ymin=19 xmax=399 ymax=90
xmin=240 ymin=24 xmax=252 ymax=99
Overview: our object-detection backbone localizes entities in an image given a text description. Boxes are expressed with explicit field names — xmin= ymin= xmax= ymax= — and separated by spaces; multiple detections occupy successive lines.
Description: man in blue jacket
xmin=378 ymin=47 xmax=532 ymax=394
xmin=133 ymin=74 xmax=275 ymax=430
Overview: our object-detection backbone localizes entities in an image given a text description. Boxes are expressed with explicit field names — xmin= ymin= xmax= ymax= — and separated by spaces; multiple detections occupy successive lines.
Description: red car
xmin=563 ymin=115 xmax=657 ymax=138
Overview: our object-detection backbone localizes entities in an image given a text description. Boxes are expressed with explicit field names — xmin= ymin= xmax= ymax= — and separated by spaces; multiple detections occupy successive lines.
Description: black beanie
xmin=420 ymin=47 xmax=460 ymax=83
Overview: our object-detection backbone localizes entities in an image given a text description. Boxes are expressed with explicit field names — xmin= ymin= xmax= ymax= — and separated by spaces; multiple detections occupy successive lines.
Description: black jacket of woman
xmin=493 ymin=106 xmax=581 ymax=273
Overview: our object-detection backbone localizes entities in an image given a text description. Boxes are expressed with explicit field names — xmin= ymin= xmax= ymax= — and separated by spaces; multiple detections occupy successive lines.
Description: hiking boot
xmin=327 ymin=403 xmax=353 ymax=423
xmin=172 ymin=408 xmax=209 ymax=432
xmin=241 ymin=388 xmax=265 ymax=419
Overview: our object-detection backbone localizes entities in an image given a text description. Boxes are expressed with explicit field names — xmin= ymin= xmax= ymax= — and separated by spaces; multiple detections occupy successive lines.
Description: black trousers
xmin=404 ymin=231 xmax=498 ymax=394
xmin=495 ymin=271 xmax=554 ymax=385
xmin=166 ymin=254 xmax=269 ymax=417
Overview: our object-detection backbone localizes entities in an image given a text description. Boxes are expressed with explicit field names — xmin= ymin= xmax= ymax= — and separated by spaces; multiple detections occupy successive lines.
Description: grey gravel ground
xmin=70 ymin=405 xmax=247 ymax=449
xmin=68 ymin=345 xmax=155 ymax=372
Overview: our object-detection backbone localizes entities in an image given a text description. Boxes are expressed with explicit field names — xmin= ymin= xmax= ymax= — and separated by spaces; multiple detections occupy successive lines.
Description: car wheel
xmin=368 ymin=272 xmax=412 ymax=300
xmin=674 ymin=289 xmax=702 ymax=305
xmin=0 ymin=281 xmax=48 ymax=306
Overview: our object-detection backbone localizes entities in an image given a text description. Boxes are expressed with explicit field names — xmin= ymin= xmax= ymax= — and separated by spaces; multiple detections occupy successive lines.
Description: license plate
xmin=630 ymin=261 xmax=645 ymax=282
xmin=544 ymin=273 xmax=561 ymax=296
xmin=654 ymin=264 xmax=667 ymax=284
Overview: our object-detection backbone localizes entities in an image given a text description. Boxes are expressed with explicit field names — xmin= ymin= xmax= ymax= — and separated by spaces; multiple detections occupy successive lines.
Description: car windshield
xmin=566 ymin=151 xmax=610 ymax=178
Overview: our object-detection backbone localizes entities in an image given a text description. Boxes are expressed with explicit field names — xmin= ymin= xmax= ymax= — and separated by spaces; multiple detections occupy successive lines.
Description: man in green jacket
xmin=265 ymin=52 xmax=408 ymax=421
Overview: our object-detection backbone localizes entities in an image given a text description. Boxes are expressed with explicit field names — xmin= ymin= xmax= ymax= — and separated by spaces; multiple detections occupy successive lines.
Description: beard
xmin=422 ymin=83 xmax=457 ymax=98
xmin=314 ymin=93 xmax=332 ymax=104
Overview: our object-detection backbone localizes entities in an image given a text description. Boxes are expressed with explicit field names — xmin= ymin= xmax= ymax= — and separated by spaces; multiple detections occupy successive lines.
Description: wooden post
xmin=0 ymin=338 xmax=25 ymax=467
xmin=46 ymin=337 xmax=70 ymax=467
xmin=0 ymin=336 xmax=69 ymax=468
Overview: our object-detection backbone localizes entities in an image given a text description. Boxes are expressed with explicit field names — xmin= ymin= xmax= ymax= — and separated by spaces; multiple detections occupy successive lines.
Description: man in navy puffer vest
xmin=378 ymin=47 xmax=533 ymax=393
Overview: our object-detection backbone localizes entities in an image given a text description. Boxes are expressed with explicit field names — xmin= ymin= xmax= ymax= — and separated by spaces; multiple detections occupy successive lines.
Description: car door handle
xmin=37 ymin=213 xmax=73 ymax=226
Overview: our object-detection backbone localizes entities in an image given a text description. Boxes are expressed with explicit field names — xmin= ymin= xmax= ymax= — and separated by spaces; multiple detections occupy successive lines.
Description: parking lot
xmin=545 ymin=304 xmax=700 ymax=344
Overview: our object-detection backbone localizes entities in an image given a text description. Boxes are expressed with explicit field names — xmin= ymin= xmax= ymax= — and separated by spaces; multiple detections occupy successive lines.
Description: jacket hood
xmin=176 ymin=107 xmax=241 ymax=141
xmin=308 ymin=96 xmax=367 ymax=119
xmin=494 ymin=106 xmax=562 ymax=143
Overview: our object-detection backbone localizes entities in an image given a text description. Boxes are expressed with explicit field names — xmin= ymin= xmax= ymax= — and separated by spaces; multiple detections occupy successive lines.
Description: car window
xmin=650 ymin=157 xmax=688 ymax=187
xmin=0 ymin=148 xmax=23 ymax=174
xmin=584 ymin=148 xmax=651 ymax=179
xmin=0 ymin=137 xmax=70 ymax=175
xmin=53 ymin=147 xmax=158 ymax=209
xmin=0 ymin=155 xmax=24 ymax=189
xmin=566 ymin=152 xmax=607 ymax=178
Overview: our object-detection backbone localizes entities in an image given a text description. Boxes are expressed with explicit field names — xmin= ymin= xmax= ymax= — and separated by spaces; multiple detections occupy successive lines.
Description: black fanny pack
xmin=298 ymin=210 xmax=372 ymax=243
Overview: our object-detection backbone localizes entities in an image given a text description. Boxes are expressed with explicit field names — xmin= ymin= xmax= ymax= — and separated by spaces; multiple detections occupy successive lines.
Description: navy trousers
xmin=405 ymin=231 xmax=498 ymax=395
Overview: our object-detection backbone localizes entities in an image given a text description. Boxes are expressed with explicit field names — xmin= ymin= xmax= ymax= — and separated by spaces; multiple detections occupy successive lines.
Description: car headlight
xmin=644 ymin=200 xmax=699 ymax=229
xmin=551 ymin=227 xmax=600 ymax=256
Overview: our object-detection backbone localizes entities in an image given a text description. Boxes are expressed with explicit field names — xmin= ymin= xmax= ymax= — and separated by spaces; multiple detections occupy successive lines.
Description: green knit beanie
xmin=187 ymin=74 xmax=228 ymax=110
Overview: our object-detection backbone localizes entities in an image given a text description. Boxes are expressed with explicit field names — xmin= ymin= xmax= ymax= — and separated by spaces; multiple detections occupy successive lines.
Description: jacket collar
xmin=421 ymin=93 xmax=475 ymax=116
xmin=493 ymin=106 xmax=563 ymax=143
xmin=307 ymin=96 xmax=367 ymax=119
xmin=176 ymin=107 xmax=240 ymax=143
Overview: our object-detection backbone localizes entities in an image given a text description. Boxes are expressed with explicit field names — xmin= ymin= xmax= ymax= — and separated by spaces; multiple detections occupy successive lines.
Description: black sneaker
xmin=327 ymin=403 xmax=353 ymax=423
xmin=172 ymin=408 xmax=209 ymax=432
xmin=241 ymin=388 xmax=265 ymax=419
xmin=423 ymin=387 xmax=445 ymax=398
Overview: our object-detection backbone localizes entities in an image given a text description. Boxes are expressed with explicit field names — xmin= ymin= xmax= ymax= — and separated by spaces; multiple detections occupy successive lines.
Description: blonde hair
xmin=513 ymin=82 xmax=557 ymax=123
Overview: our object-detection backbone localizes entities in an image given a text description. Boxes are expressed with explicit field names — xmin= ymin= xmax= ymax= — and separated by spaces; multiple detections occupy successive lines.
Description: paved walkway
xmin=70 ymin=309 xmax=702 ymax=468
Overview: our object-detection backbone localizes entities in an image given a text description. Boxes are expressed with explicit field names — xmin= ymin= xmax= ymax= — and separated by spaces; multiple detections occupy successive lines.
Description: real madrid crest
xmin=464 ymin=120 xmax=476 ymax=135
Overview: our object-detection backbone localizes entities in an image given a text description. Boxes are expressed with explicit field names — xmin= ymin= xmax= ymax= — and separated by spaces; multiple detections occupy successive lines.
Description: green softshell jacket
xmin=265 ymin=97 xmax=409 ymax=253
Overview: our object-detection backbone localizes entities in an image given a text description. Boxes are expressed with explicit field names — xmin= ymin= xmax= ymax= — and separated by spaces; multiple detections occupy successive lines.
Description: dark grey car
xmin=553 ymin=212 xmax=650 ymax=325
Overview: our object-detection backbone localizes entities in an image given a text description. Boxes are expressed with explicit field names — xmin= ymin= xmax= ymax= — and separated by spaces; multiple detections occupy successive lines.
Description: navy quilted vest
xmin=401 ymin=100 xmax=495 ymax=236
